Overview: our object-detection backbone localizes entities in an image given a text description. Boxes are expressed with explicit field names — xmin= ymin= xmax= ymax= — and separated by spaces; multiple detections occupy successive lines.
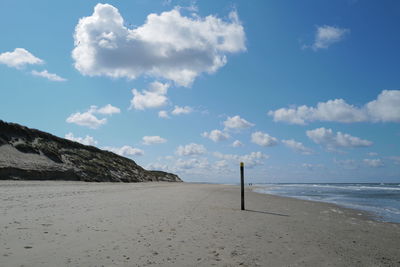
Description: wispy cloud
xmin=388 ymin=156 xmax=400 ymax=165
xmin=302 ymin=163 xmax=323 ymax=171
xmin=31 ymin=70 xmax=67 ymax=82
xmin=333 ymin=158 xmax=359 ymax=170
xmin=309 ymin=25 xmax=349 ymax=50
xmin=363 ymin=158 xmax=384 ymax=168
xmin=142 ymin=136 xmax=167 ymax=145
xmin=282 ymin=139 xmax=313 ymax=155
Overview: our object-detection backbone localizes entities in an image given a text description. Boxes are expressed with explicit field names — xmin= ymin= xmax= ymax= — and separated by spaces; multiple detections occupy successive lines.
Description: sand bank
xmin=0 ymin=181 xmax=399 ymax=266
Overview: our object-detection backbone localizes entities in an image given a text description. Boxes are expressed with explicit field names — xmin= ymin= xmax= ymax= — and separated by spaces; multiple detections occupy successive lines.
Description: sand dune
xmin=0 ymin=181 xmax=399 ymax=266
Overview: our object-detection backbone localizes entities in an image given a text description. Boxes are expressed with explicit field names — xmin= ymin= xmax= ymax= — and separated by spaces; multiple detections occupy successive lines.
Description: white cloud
xmin=158 ymin=110 xmax=169 ymax=119
xmin=171 ymin=105 xmax=193 ymax=115
xmin=175 ymin=157 xmax=209 ymax=170
xmin=365 ymin=90 xmax=400 ymax=122
xmin=142 ymin=135 xmax=167 ymax=145
xmin=306 ymin=128 xmax=372 ymax=151
xmin=268 ymin=105 xmax=311 ymax=125
xmin=363 ymin=158 xmax=384 ymax=168
xmin=367 ymin=152 xmax=378 ymax=157
xmin=175 ymin=143 xmax=206 ymax=156
xmin=213 ymin=151 xmax=268 ymax=168
xmin=130 ymin=81 xmax=169 ymax=110
xmin=239 ymin=152 xmax=268 ymax=168
xmin=223 ymin=115 xmax=254 ymax=130
xmin=312 ymin=25 xmax=349 ymax=50
xmin=0 ymin=49 xmax=66 ymax=83
xmin=66 ymin=104 xmax=120 ymax=129
xmin=31 ymin=70 xmax=67 ymax=82
xmin=103 ymin=145 xmax=144 ymax=157
xmin=202 ymin=129 xmax=229 ymax=142
xmin=251 ymin=131 xmax=278 ymax=147
xmin=312 ymin=99 xmax=365 ymax=122
xmin=268 ymin=90 xmax=400 ymax=124
xmin=65 ymin=132 xmax=98 ymax=146
xmin=96 ymin=104 xmax=121 ymax=115
xmin=66 ymin=111 xmax=107 ymax=129
xmin=72 ymin=4 xmax=246 ymax=87
xmin=0 ymin=48 xmax=43 ymax=69
xmin=282 ymin=139 xmax=313 ymax=155
xmin=147 ymin=155 xmax=211 ymax=173
xmin=232 ymin=140 xmax=243 ymax=147
xmin=268 ymin=99 xmax=366 ymax=125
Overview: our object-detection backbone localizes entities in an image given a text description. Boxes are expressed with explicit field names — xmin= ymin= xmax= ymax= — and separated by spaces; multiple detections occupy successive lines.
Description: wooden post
xmin=240 ymin=162 xmax=245 ymax=210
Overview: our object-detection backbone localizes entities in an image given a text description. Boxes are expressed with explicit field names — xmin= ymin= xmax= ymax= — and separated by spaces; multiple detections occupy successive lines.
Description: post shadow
xmin=245 ymin=209 xmax=289 ymax=217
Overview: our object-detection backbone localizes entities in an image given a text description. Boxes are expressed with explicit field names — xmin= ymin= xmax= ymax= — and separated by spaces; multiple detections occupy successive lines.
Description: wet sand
xmin=0 ymin=181 xmax=399 ymax=266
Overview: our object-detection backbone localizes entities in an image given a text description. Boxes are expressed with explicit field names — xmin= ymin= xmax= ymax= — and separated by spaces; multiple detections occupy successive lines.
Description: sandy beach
xmin=0 ymin=181 xmax=399 ymax=266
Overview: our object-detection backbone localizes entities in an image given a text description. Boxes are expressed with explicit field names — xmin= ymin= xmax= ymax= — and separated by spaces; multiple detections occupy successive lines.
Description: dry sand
xmin=0 ymin=181 xmax=399 ymax=267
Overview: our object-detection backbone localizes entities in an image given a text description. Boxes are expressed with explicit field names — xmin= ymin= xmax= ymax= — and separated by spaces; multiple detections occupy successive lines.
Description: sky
xmin=1 ymin=0 xmax=399 ymax=183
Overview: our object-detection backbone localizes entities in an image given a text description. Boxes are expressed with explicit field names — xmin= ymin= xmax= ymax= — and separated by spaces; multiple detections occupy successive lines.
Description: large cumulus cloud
xmin=72 ymin=4 xmax=246 ymax=87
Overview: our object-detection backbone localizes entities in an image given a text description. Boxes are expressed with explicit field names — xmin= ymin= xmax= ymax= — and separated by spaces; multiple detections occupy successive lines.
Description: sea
xmin=253 ymin=183 xmax=400 ymax=223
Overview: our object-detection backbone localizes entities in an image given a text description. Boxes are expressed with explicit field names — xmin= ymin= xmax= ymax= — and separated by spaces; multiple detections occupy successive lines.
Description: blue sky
xmin=1 ymin=0 xmax=399 ymax=183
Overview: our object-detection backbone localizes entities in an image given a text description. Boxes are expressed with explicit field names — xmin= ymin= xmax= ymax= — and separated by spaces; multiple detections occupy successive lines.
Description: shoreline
xmin=249 ymin=186 xmax=393 ymax=224
xmin=250 ymin=183 xmax=400 ymax=224
xmin=1 ymin=181 xmax=399 ymax=266
xmin=254 ymin=188 xmax=400 ymax=227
